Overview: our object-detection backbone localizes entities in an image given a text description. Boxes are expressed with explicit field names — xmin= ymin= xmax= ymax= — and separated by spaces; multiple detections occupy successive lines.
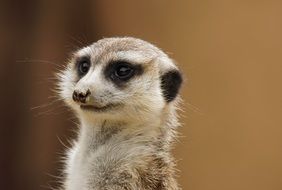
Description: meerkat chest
xmin=64 ymin=138 xmax=152 ymax=190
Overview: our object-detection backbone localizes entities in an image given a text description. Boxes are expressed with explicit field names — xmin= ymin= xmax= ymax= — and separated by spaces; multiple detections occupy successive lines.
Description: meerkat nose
xmin=72 ymin=89 xmax=91 ymax=104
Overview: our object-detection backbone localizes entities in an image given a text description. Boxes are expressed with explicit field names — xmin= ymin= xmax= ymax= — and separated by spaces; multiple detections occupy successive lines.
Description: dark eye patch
xmin=76 ymin=56 xmax=91 ymax=78
xmin=104 ymin=61 xmax=143 ymax=87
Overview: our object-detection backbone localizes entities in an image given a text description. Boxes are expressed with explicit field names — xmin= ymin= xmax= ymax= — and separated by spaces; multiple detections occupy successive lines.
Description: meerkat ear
xmin=160 ymin=69 xmax=183 ymax=102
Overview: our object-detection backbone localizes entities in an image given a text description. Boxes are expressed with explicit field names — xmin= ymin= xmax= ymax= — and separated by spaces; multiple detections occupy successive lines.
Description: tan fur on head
xmin=57 ymin=37 xmax=183 ymax=190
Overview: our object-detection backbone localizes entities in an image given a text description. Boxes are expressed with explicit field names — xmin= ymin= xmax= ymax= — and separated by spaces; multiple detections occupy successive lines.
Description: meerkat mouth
xmin=80 ymin=104 xmax=120 ymax=112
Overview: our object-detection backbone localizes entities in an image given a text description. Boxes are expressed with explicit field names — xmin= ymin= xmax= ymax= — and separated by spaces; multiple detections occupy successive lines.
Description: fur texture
xmin=57 ymin=37 xmax=183 ymax=190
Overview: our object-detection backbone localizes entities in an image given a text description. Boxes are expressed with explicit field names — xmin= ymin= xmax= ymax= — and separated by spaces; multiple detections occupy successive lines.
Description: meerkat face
xmin=58 ymin=37 xmax=182 ymax=122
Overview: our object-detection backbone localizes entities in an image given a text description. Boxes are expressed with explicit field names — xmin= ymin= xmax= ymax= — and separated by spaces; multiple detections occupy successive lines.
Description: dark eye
xmin=104 ymin=61 xmax=143 ymax=86
xmin=114 ymin=64 xmax=134 ymax=80
xmin=78 ymin=59 xmax=90 ymax=76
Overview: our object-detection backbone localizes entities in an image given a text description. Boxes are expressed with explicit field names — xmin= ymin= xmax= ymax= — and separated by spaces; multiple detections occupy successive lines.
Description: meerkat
xmin=57 ymin=37 xmax=183 ymax=190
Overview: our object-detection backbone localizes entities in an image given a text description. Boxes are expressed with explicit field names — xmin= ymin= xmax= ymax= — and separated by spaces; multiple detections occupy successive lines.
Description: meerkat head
xmin=57 ymin=37 xmax=182 ymax=123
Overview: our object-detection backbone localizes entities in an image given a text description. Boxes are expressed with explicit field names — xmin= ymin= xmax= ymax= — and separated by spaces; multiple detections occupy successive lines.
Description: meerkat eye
xmin=77 ymin=58 xmax=91 ymax=76
xmin=114 ymin=64 xmax=134 ymax=79
xmin=104 ymin=61 xmax=143 ymax=86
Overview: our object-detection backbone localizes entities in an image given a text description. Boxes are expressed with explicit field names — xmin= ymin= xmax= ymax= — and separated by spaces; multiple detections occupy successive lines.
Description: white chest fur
xmin=63 ymin=120 xmax=165 ymax=190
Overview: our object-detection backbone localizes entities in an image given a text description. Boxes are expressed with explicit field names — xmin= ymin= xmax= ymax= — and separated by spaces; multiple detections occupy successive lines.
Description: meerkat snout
xmin=72 ymin=89 xmax=91 ymax=104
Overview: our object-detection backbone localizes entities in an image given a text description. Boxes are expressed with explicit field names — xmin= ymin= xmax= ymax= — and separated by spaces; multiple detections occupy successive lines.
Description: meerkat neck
xmin=76 ymin=114 xmax=173 ymax=155
xmin=64 ymin=114 xmax=180 ymax=190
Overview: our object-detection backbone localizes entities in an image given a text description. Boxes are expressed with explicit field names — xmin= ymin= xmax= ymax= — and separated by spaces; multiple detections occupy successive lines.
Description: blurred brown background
xmin=1 ymin=0 xmax=282 ymax=190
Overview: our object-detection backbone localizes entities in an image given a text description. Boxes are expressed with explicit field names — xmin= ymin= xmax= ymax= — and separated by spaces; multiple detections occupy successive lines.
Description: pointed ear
xmin=160 ymin=69 xmax=183 ymax=102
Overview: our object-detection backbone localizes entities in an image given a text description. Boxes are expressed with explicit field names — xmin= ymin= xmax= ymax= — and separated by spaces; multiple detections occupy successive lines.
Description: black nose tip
xmin=72 ymin=90 xmax=91 ymax=103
